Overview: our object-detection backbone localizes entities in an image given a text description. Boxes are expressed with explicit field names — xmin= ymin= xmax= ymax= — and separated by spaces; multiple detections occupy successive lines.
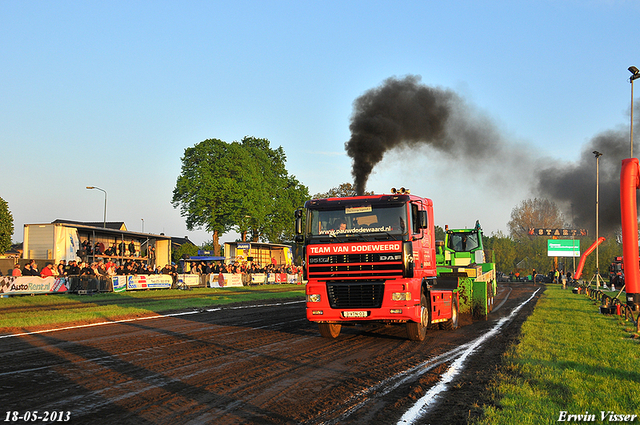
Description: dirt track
xmin=0 ymin=282 xmax=542 ymax=425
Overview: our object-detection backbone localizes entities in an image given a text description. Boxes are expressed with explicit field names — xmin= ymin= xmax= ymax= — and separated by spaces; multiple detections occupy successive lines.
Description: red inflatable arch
xmin=620 ymin=158 xmax=640 ymax=310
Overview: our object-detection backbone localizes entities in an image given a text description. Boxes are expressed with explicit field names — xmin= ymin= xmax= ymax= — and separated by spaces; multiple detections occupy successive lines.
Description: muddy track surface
xmin=0 ymin=283 xmax=542 ymax=425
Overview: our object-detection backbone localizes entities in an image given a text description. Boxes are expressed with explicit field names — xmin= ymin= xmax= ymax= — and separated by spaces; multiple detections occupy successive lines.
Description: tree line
xmin=481 ymin=198 xmax=623 ymax=278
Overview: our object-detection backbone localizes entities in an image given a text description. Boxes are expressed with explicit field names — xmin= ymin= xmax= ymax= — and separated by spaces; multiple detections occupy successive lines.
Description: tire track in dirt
xmin=0 ymin=283 xmax=541 ymax=424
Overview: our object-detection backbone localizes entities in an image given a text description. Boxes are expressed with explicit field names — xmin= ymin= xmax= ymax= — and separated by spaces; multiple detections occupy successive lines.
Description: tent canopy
xmin=186 ymin=256 xmax=225 ymax=261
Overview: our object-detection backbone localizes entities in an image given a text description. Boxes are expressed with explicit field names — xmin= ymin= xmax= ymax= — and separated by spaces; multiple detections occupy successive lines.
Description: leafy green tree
xmin=313 ymin=182 xmax=374 ymax=198
xmin=484 ymin=231 xmax=517 ymax=273
xmin=238 ymin=137 xmax=308 ymax=243
xmin=235 ymin=137 xmax=309 ymax=243
xmin=261 ymin=174 xmax=309 ymax=243
xmin=171 ymin=241 xmax=199 ymax=264
xmin=0 ymin=197 xmax=13 ymax=254
xmin=172 ymin=137 xmax=309 ymax=252
xmin=172 ymin=139 xmax=254 ymax=256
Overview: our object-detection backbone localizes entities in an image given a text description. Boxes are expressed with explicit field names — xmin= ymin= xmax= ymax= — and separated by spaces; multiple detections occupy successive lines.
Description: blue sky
xmin=2 ymin=0 xmax=639 ymax=245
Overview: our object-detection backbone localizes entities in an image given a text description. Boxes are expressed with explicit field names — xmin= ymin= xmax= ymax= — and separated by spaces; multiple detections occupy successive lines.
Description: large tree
xmin=172 ymin=139 xmax=254 ymax=255
xmin=507 ymin=198 xmax=565 ymax=240
xmin=236 ymin=136 xmax=309 ymax=243
xmin=172 ymin=137 xmax=309 ymax=253
xmin=0 ymin=197 xmax=13 ymax=254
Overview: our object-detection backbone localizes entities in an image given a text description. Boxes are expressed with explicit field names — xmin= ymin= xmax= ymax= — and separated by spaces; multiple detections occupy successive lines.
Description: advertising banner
xmin=306 ymin=241 xmax=402 ymax=255
xmin=0 ymin=276 xmax=68 ymax=296
xmin=178 ymin=274 xmax=201 ymax=287
xmin=111 ymin=276 xmax=127 ymax=292
xmin=210 ymin=273 xmax=244 ymax=288
xmin=251 ymin=273 xmax=267 ymax=285
xmin=127 ymin=274 xmax=172 ymax=290
xmin=55 ymin=226 xmax=80 ymax=263
xmin=547 ymin=240 xmax=581 ymax=257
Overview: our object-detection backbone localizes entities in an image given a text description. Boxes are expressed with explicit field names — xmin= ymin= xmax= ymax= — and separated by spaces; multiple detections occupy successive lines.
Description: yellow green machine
xmin=436 ymin=221 xmax=497 ymax=319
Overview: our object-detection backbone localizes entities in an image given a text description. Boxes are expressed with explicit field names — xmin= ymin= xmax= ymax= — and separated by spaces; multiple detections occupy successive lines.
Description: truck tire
xmin=487 ymin=281 xmax=494 ymax=312
xmin=440 ymin=297 xmax=459 ymax=330
xmin=406 ymin=293 xmax=429 ymax=341
xmin=318 ymin=323 xmax=341 ymax=338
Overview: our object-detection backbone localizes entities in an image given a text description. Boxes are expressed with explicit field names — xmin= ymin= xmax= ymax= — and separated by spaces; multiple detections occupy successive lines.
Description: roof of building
xmin=34 ymin=220 xmax=170 ymax=240
xmin=51 ymin=219 xmax=127 ymax=231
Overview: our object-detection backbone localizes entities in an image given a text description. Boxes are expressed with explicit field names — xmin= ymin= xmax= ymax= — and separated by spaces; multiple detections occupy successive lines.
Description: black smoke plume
xmin=345 ymin=75 xmax=513 ymax=195
xmin=346 ymin=76 xmax=453 ymax=195
xmin=535 ymin=125 xmax=634 ymax=236
xmin=345 ymin=74 xmax=637 ymax=236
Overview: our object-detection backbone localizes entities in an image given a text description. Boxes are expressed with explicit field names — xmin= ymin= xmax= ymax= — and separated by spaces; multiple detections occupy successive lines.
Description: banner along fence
xmin=0 ymin=272 xmax=302 ymax=296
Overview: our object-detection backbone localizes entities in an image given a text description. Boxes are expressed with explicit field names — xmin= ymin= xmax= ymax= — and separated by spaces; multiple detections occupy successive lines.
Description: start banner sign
xmin=548 ymin=240 xmax=580 ymax=257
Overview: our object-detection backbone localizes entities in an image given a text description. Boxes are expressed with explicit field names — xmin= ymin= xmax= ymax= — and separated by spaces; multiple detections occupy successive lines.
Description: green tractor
xmin=436 ymin=221 xmax=497 ymax=319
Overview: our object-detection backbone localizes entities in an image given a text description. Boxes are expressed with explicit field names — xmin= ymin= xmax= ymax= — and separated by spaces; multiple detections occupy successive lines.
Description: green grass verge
xmin=475 ymin=285 xmax=640 ymax=424
xmin=0 ymin=285 xmax=306 ymax=331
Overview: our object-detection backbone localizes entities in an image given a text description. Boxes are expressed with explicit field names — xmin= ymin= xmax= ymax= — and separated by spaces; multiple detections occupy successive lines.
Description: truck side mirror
xmin=418 ymin=211 xmax=428 ymax=229
xmin=294 ymin=208 xmax=304 ymax=236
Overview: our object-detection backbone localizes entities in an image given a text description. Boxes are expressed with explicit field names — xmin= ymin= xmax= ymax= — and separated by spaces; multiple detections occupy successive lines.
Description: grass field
xmin=0 ymin=284 xmax=306 ymax=331
xmin=475 ymin=285 xmax=640 ymax=424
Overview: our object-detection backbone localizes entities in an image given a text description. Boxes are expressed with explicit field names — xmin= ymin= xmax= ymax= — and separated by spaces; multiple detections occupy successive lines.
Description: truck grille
xmin=326 ymin=282 xmax=385 ymax=308
xmin=308 ymin=253 xmax=403 ymax=282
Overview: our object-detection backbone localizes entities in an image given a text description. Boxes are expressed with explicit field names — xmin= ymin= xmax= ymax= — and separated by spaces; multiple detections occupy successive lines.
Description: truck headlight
xmin=392 ymin=292 xmax=411 ymax=301
xmin=307 ymin=294 xmax=321 ymax=303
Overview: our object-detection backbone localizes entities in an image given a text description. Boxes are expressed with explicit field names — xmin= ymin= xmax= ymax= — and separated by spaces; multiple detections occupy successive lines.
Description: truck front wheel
xmin=441 ymin=297 xmax=459 ymax=330
xmin=406 ymin=293 xmax=429 ymax=341
xmin=318 ymin=323 xmax=341 ymax=338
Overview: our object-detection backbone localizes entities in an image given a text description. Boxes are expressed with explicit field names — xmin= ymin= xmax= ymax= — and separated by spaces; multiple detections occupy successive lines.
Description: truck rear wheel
xmin=440 ymin=297 xmax=459 ymax=330
xmin=406 ymin=293 xmax=429 ymax=341
xmin=318 ymin=323 xmax=341 ymax=338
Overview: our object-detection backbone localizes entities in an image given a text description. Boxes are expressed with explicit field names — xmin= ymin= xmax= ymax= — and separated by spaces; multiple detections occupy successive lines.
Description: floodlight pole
xmin=86 ymin=186 xmax=107 ymax=228
xmin=592 ymin=152 xmax=604 ymax=289
xmin=571 ymin=203 xmax=576 ymax=274
xmin=629 ymin=66 xmax=640 ymax=157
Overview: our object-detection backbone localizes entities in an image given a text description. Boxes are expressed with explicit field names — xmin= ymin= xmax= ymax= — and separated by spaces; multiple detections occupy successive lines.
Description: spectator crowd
xmin=10 ymin=259 xmax=300 ymax=279
xmin=184 ymin=260 xmax=300 ymax=276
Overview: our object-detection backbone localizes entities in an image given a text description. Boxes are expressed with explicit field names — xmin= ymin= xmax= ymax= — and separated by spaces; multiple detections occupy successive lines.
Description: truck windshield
xmin=308 ymin=204 xmax=407 ymax=237
xmin=448 ymin=232 xmax=479 ymax=252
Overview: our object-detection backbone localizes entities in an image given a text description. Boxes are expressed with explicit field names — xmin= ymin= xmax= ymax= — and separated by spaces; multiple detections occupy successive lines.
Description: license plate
xmin=343 ymin=311 xmax=368 ymax=318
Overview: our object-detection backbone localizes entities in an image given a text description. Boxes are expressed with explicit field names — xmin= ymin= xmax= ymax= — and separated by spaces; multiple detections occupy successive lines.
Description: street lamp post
xmin=592 ymin=151 xmax=603 ymax=289
xmin=86 ymin=186 xmax=107 ymax=228
xmin=629 ymin=66 xmax=640 ymax=157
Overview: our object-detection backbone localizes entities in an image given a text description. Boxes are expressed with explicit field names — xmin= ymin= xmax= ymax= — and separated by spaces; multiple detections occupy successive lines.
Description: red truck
xmin=294 ymin=188 xmax=458 ymax=341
